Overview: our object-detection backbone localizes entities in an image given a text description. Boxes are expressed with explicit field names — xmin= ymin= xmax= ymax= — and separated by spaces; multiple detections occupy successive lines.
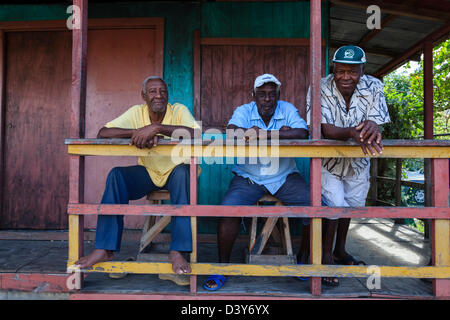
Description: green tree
xmin=376 ymin=39 xmax=449 ymax=217
xmin=383 ymin=39 xmax=449 ymax=139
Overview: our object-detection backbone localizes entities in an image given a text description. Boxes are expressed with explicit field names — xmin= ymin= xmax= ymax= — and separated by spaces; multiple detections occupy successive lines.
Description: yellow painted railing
xmin=65 ymin=139 xmax=450 ymax=297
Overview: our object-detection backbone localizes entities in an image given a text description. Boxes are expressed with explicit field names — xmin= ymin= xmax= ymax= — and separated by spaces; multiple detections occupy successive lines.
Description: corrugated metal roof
xmin=1 ymin=0 xmax=447 ymax=76
xmin=328 ymin=0 xmax=449 ymax=77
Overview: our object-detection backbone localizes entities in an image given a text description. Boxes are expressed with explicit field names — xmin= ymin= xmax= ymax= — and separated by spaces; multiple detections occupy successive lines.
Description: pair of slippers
xmin=203 ymin=274 xmax=228 ymax=291
xmin=296 ymin=255 xmax=366 ymax=287
xmin=203 ymin=267 xmax=339 ymax=289
xmin=334 ymin=255 xmax=366 ymax=266
xmin=108 ymin=257 xmax=135 ymax=279
xmin=201 ymin=255 xmax=367 ymax=290
xmin=109 ymin=257 xmax=191 ymax=286
xmin=297 ymin=261 xmax=339 ymax=287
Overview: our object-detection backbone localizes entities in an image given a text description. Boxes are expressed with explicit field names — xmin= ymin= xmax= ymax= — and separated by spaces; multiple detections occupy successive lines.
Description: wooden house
xmin=0 ymin=0 xmax=448 ymax=300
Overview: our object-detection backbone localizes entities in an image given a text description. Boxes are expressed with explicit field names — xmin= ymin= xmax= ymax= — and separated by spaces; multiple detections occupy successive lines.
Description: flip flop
xmin=334 ymin=254 xmax=366 ymax=266
xmin=322 ymin=276 xmax=339 ymax=287
xmin=203 ymin=274 xmax=228 ymax=291
xmin=296 ymin=261 xmax=309 ymax=281
xmin=158 ymin=273 xmax=190 ymax=286
xmin=108 ymin=257 xmax=134 ymax=279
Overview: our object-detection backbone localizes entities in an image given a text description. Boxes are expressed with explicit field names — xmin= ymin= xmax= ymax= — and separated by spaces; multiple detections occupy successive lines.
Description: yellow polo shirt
xmin=105 ymin=103 xmax=199 ymax=187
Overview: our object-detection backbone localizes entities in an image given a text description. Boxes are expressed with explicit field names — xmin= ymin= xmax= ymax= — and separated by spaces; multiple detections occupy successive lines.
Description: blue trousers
xmin=95 ymin=164 xmax=192 ymax=252
xmin=221 ymin=172 xmax=311 ymax=225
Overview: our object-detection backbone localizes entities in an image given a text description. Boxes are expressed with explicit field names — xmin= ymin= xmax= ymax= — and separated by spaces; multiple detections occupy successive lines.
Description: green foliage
xmin=376 ymin=39 xmax=449 ymax=220
xmin=383 ymin=39 xmax=450 ymax=139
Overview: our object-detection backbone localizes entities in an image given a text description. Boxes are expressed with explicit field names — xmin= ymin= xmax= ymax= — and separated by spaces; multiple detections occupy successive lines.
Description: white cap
xmin=254 ymin=74 xmax=281 ymax=90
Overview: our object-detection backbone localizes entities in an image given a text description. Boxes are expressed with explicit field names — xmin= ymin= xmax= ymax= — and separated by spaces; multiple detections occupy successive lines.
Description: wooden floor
xmin=0 ymin=218 xmax=434 ymax=298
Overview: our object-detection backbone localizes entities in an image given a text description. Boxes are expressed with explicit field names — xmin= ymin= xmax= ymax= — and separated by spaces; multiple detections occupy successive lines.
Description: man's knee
xmin=106 ymin=167 xmax=126 ymax=182
xmin=171 ymin=164 xmax=190 ymax=181
xmin=219 ymin=217 xmax=241 ymax=225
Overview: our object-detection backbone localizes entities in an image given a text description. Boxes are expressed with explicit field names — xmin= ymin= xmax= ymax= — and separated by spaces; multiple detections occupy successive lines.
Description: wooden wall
xmin=0 ymin=2 xmax=328 ymax=232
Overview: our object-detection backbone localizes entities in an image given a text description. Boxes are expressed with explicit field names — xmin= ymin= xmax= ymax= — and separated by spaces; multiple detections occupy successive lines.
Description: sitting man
xmin=203 ymin=74 xmax=311 ymax=291
xmin=305 ymin=46 xmax=390 ymax=285
xmin=74 ymin=76 xmax=200 ymax=285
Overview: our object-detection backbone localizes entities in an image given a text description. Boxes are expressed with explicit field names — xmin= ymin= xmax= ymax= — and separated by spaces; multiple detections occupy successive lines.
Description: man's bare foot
xmin=73 ymin=249 xmax=114 ymax=269
xmin=322 ymin=252 xmax=339 ymax=286
xmin=169 ymin=250 xmax=191 ymax=274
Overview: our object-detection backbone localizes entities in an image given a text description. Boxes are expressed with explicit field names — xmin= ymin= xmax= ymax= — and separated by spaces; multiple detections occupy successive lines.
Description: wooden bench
xmin=246 ymin=194 xmax=296 ymax=265
xmin=138 ymin=190 xmax=172 ymax=262
xmin=138 ymin=191 xmax=295 ymax=265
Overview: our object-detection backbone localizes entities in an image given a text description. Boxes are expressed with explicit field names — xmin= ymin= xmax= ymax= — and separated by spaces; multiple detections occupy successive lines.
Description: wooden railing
xmin=65 ymin=138 xmax=450 ymax=298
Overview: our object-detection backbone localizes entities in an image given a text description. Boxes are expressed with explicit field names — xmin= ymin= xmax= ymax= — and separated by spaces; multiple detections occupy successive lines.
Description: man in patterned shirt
xmin=306 ymin=46 xmax=390 ymax=286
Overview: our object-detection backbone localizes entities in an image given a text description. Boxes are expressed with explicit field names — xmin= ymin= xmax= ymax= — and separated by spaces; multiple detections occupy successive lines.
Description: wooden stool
xmin=246 ymin=194 xmax=295 ymax=265
xmin=138 ymin=190 xmax=171 ymax=262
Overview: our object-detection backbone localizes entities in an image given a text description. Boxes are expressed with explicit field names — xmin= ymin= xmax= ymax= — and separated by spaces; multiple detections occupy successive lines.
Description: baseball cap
xmin=254 ymin=74 xmax=281 ymax=90
xmin=332 ymin=45 xmax=366 ymax=64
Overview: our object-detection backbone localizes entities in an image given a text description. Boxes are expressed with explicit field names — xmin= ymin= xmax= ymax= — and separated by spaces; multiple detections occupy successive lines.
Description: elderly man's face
xmin=334 ymin=63 xmax=363 ymax=97
xmin=254 ymin=82 xmax=279 ymax=119
xmin=142 ymin=79 xmax=169 ymax=113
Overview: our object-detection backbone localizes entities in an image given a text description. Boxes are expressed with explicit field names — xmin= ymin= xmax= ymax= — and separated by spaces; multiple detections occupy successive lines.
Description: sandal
xmin=296 ymin=261 xmax=309 ymax=281
xmin=334 ymin=254 xmax=366 ymax=266
xmin=322 ymin=276 xmax=339 ymax=287
xmin=203 ymin=274 xmax=228 ymax=291
xmin=158 ymin=273 xmax=190 ymax=286
xmin=108 ymin=257 xmax=134 ymax=279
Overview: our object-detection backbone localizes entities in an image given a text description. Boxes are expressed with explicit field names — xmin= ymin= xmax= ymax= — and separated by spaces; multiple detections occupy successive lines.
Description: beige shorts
xmin=321 ymin=165 xmax=371 ymax=219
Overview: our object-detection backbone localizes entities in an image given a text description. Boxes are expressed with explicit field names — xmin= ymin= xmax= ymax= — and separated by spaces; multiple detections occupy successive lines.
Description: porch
xmin=0 ymin=217 xmax=434 ymax=299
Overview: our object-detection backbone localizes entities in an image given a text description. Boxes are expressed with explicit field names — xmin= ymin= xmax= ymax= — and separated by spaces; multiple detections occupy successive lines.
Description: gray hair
xmin=142 ymin=76 xmax=167 ymax=94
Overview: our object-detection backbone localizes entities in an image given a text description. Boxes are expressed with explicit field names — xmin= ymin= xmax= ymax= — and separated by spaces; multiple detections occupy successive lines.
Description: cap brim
xmin=332 ymin=59 xmax=366 ymax=64
xmin=254 ymin=81 xmax=281 ymax=89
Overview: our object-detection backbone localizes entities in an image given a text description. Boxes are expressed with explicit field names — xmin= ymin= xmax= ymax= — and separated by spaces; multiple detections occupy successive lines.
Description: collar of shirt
xmin=249 ymin=101 xmax=285 ymax=129
xmin=144 ymin=103 xmax=174 ymax=126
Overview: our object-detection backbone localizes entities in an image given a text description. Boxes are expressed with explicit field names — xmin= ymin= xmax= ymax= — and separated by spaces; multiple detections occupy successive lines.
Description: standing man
xmin=203 ymin=74 xmax=311 ymax=291
xmin=74 ymin=76 xmax=200 ymax=285
xmin=306 ymin=46 xmax=391 ymax=283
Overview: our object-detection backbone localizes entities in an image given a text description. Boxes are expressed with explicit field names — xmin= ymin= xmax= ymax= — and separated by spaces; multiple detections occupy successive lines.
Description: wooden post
xmin=423 ymin=40 xmax=433 ymax=239
xmin=393 ymin=159 xmax=404 ymax=224
xmin=0 ymin=30 xmax=5 ymax=222
xmin=189 ymin=157 xmax=198 ymax=293
xmin=423 ymin=39 xmax=449 ymax=298
xmin=370 ymin=158 xmax=378 ymax=206
xmin=309 ymin=0 xmax=322 ymax=296
xmin=193 ymin=30 xmax=201 ymax=120
xmin=431 ymin=159 xmax=450 ymax=297
xmin=424 ymin=39 xmax=433 ymax=206
xmin=68 ymin=0 xmax=88 ymax=289
xmin=423 ymin=40 xmax=433 ymax=140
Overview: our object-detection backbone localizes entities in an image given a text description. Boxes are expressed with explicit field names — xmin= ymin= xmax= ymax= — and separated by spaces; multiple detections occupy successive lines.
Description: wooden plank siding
xmin=83 ymin=26 xmax=164 ymax=230
xmin=0 ymin=18 xmax=164 ymax=230
xmin=200 ymin=44 xmax=312 ymax=129
xmin=195 ymin=1 xmax=328 ymax=223
xmin=0 ymin=1 xmax=328 ymax=231
xmin=2 ymin=30 xmax=72 ymax=229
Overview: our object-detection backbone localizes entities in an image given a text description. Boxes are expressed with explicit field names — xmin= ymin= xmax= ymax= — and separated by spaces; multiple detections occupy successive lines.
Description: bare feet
xmin=73 ymin=249 xmax=114 ymax=269
xmin=322 ymin=252 xmax=339 ymax=286
xmin=169 ymin=250 xmax=191 ymax=274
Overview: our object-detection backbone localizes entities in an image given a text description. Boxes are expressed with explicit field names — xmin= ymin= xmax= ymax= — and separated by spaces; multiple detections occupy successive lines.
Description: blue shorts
xmin=221 ymin=172 xmax=311 ymax=225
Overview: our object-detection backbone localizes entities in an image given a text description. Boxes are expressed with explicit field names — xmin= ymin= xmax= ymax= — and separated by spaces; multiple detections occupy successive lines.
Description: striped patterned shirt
xmin=306 ymin=74 xmax=390 ymax=177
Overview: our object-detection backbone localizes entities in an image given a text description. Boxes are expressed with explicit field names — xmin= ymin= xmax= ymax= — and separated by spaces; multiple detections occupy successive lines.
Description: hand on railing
xmin=353 ymin=120 xmax=383 ymax=156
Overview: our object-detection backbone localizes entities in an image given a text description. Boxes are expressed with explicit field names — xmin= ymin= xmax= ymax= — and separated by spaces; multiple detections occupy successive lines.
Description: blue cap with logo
xmin=332 ymin=45 xmax=366 ymax=64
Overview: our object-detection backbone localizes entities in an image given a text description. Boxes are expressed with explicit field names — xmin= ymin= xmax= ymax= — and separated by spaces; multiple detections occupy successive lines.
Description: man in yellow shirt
xmin=75 ymin=76 xmax=199 ymax=283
